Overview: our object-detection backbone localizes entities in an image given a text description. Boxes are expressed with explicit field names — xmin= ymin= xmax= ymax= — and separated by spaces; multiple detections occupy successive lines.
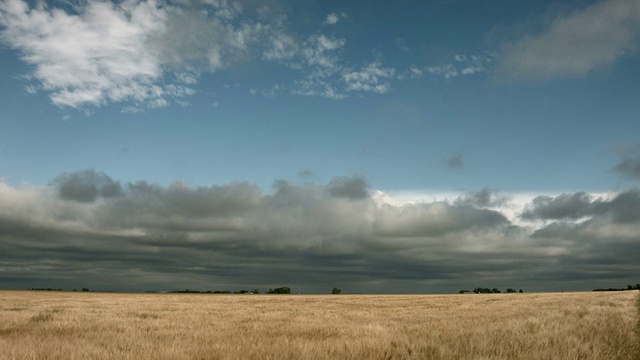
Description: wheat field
xmin=0 ymin=290 xmax=638 ymax=359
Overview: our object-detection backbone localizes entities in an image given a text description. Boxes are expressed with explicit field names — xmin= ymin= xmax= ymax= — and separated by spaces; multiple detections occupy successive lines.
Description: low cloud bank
xmin=0 ymin=170 xmax=638 ymax=293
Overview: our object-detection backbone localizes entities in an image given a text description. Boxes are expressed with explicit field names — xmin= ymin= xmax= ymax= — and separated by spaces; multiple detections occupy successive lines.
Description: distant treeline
xmin=169 ymin=287 xmax=292 ymax=294
xmin=459 ymin=288 xmax=523 ymax=294
xmin=27 ymin=287 xmax=296 ymax=294
xmin=593 ymin=284 xmax=640 ymax=292
xmin=30 ymin=287 xmax=92 ymax=292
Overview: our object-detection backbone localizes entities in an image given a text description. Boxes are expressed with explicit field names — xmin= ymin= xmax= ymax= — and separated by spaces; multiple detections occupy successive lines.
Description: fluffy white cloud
xmin=0 ymin=0 xmax=262 ymax=109
xmin=0 ymin=0 xmax=398 ymax=107
xmin=324 ymin=12 xmax=346 ymax=25
xmin=500 ymin=0 xmax=640 ymax=79
xmin=0 ymin=0 xmax=168 ymax=108
xmin=343 ymin=61 xmax=396 ymax=94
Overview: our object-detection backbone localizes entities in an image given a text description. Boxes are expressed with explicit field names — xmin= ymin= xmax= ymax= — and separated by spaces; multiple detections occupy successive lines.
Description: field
xmin=0 ymin=290 xmax=638 ymax=359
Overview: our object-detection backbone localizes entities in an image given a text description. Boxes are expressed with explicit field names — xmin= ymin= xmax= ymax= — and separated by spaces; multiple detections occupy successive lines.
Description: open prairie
xmin=0 ymin=290 xmax=638 ymax=359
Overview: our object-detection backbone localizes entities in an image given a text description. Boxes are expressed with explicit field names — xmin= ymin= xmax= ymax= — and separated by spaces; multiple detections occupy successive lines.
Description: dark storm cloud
xmin=521 ymin=192 xmax=596 ymax=220
xmin=327 ymin=176 xmax=369 ymax=199
xmin=522 ymin=189 xmax=640 ymax=224
xmin=1 ymin=171 xmax=639 ymax=293
xmin=53 ymin=169 xmax=123 ymax=202
xmin=373 ymin=202 xmax=509 ymax=237
xmin=592 ymin=189 xmax=640 ymax=223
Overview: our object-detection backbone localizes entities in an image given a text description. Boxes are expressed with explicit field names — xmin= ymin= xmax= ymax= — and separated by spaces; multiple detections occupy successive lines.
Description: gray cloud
xmin=455 ymin=188 xmax=511 ymax=208
xmin=500 ymin=0 xmax=640 ymax=79
xmin=521 ymin=192 xmax=596 ymax=221
xmin=1 ymin=171 xmax=639 ymax=293
xmin=447 ymin=151 xmax=464 ymax=169
xmin=53 ymin=169 xmax=123 ymax=203
xmin=595 ymin=189 xmax=640 ymax=224
xmin=327 ymin=176 xmax=369 ymax=200
xmin=521 ymin=190 xmax=640 ymax=224
xmin=612 ymin=144 xmax=640 ymax=180
xmin=613 ymin=157 xmax=640 ymax=180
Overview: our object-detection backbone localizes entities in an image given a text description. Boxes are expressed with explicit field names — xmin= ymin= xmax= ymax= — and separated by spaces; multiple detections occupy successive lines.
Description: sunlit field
xmin=0 ymin=290 xmax=638 ymax=359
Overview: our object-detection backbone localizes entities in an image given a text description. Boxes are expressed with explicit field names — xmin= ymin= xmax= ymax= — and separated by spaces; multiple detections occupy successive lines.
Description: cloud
xmin=613 ymin=158 xmax=640 ymax=180
xmin=0 ymin=0 xmax=167 ymax=108
xmin=595 ymin=189 xmax=640 ymax=224
xmin=0 ymin=0 xmax=392 ymax=109
xmin=612 ymin=143 xmax=640 ymax=180
xmin=499 ymin=0 xmax=640 ymax=79
xmin=521 ymin=192 xmax=596 ymax=221
xmin=327 ymin=176 xmax=369 ymax=200
xmin=455 ymin=188 xmax=511 ymax=208
xmin=447 ymin=151 xmax=464 ymax=169
xmin=427 ymin=54 xmax=492 ymax=80
xmin=324 ymin=12 xmax=346 ymax=25
xmin=520 ymin=190 xmax=640 ymax=224
xmin=53 ymin=169 xmax=123 ymax=203
xmin=1 ymin=170 xmax=639 ymax=293
xmin=342 ymin=61 xmax=396 ymax=94
xmin=0 ymin=0 xmax=260 ymax=109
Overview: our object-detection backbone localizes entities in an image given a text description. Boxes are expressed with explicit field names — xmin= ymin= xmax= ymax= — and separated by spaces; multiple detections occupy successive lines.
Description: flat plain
xmin=0 ymin=290 xmax=638 ymax=359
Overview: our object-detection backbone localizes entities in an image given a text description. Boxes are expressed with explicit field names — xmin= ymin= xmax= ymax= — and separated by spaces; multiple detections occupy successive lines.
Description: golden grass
xmin=0 ymin=290 xmax=638 ymax=359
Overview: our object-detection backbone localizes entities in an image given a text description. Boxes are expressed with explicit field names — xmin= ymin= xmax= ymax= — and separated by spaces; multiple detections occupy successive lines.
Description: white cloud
xmin=0 ymin=0 xmax=167 ymax=108
xmin=0 ymin=0 xmax=403 ymax=108
xmin=0 ymin=0 xmax=259 ymax=109
xmin=343 ymin=61 xmax=396 ymax=94
xmin=263 ymin=31 xmax=299 ymax=62
xmin=427 ymin=64 xmax=458 ymax=79
xmin=324 ymin=12 xmax=346 ymax=25
xmin=427 ymin=54 xmax=492 ymax=80
xmin=324 ymin=13 xmax=339 ymax=25
xmin=409 ymin=66 xmax=423 ymax=78
xmin=500 ymin=0 xmax=640 ymax=79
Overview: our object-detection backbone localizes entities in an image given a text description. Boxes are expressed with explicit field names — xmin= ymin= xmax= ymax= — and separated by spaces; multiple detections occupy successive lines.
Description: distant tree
xmin=506 ymin=288 xmax=516 ymax=293
xmin=459 ymin=290 xmax=470 ymax=294
xmin=252 ymin=289 xmax=260 ymax=294
xmin=519 ymin=289 xmax=523 ymax=293
xmin=473 ymin=287 xmax=492 ymax=294
xmin=268 ymin=287 xmax=291 ymax=294
xmin=491 ymin=288 xmax=501 ymax=293
xmin=332 ymin=287 xmax=342 ymax=294
xmin=82 ymin=288 xmax=90 ymax=292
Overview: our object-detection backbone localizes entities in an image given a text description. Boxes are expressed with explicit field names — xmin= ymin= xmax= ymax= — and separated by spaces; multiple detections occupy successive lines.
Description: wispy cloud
xmin=612 ymin=142 xmax=640 ymax=180
xmin=427 ymin=54 xmax=492 ymax=79
xmin=499 ymin=0 xmax=640 ymax=79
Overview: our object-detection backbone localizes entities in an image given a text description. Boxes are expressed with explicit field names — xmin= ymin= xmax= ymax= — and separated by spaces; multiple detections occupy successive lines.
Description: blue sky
xmin=1 ymin=0 xmax=640 ymax=293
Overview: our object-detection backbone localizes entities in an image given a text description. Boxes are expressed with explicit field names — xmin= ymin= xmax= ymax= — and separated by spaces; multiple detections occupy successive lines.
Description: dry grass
xmin=0 ymin=290 xmax=638 ymax=359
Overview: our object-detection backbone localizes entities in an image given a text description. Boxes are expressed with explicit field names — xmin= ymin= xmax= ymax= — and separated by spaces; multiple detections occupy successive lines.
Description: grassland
xmin=0 ymin=290 xmax=638 ymax=359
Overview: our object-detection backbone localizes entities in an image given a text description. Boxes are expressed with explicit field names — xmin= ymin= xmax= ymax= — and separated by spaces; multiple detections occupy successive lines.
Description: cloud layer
xmin=0 ymin=169 xmax=638 ymax=293
xmin=0 ymin=0 xmax=410 ymax=108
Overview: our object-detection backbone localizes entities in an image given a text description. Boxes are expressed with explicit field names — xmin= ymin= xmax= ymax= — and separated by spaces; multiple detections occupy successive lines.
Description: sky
xmin=1 ymin=0 xmax=640 ymax=293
